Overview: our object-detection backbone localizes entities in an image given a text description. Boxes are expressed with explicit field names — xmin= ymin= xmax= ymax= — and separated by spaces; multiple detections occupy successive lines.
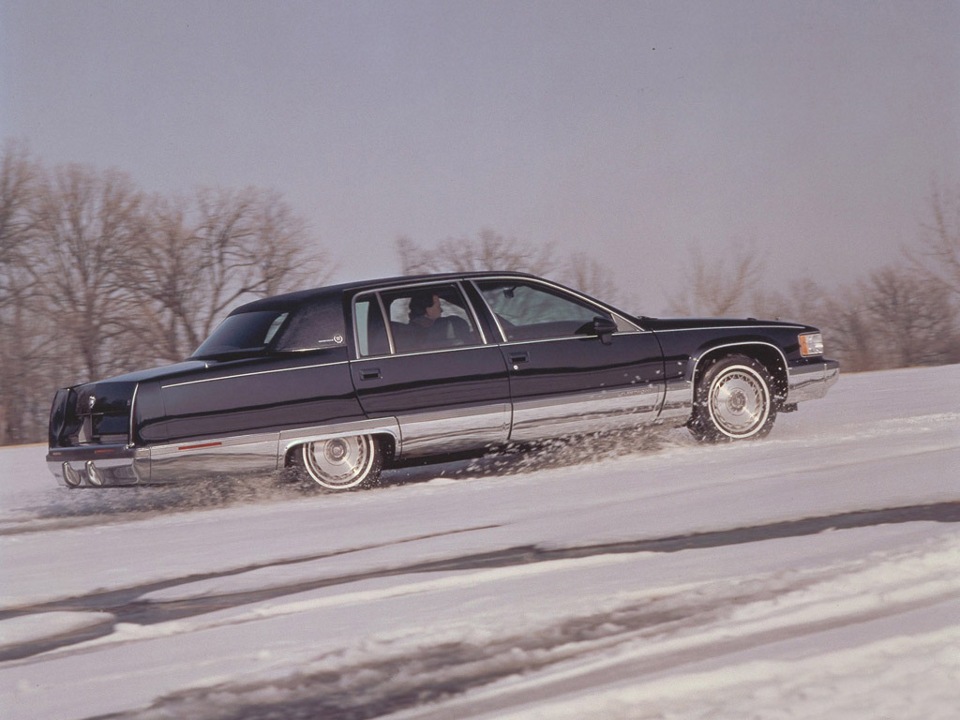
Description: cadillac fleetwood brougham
xmin=47 ymin=272 xmax=839 ymax=490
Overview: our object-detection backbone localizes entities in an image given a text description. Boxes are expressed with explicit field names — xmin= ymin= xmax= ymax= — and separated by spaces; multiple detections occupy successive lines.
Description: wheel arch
xmin=691 ymin=341 xmax=789 ymax=405
xmin=282 ymin=430 xmax=398 ymax=469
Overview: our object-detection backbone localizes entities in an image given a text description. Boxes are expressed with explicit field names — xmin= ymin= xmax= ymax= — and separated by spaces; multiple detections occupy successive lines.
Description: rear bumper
xmin=786 ymin=359 xmax=840 ymax=403
xmin=46 ymin=445 xmax=147 ymax=487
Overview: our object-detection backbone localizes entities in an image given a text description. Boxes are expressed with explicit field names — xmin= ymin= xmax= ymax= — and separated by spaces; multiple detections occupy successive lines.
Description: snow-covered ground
xmin=1 ymin=365 xmax=958 ymax=719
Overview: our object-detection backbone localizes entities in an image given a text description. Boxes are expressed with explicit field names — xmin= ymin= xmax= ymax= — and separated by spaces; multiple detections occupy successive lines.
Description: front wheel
xmin=688 ymin=355 xmax=777 ymax=442
xmin=299 ymin=435 xmax=382 ymax=490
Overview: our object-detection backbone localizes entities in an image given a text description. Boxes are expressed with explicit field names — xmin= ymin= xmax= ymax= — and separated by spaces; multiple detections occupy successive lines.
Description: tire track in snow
xmin=4 ymin=502 xmax=958 ymax=662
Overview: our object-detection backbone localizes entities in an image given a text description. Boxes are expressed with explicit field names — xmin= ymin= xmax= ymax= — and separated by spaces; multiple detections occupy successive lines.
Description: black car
xmin=47 ymin=272 xmax=839 ymax=490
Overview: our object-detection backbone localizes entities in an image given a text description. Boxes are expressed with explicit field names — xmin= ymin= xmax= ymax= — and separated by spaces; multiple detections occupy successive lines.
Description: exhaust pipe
xmin=85 ymin=460 xmax=105 ymax=487
xmin=62 ymin=462 xmax=82 ymax=488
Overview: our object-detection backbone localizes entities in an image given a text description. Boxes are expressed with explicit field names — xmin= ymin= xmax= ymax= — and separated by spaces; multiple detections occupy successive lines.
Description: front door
xmin=473 ymin=278 xmax=665 ymax=443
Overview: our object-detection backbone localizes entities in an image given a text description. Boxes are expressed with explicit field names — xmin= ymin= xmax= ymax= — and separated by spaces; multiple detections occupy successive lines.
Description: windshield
xmin=190 ymin=311 xmax=289 ymax=359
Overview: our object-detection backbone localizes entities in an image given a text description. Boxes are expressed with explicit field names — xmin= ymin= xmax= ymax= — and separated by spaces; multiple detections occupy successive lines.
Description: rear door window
xmin=378 ymin=283 xmax=481 ymax=353
xmin=354 ymin=284 xmax=483 ymax=356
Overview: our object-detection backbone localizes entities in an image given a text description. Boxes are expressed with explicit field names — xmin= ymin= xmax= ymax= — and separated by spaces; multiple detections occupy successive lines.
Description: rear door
xmin=349 ymin=281 xmax=511 ymax=459
xmin=473 ymin=278 xmax=665 ymax=443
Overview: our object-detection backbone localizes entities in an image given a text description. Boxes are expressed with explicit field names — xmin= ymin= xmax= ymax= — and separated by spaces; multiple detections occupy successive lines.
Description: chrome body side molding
xmin=47 ymin=419 xmax=403 ymax=487
xmin=509 ymin=385 xmax=663 ymax=443
xmin=393 ymin=403 xmax=511 ymax=458
xmin=146 ymin=433 xmax=281 ymax=483
xmin=657 ymin=378 xmax=695 ymax=424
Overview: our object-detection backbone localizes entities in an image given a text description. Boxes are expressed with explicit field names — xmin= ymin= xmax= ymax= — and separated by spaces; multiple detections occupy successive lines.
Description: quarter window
xmin=274 ymin=296 xmax=346 ymax=352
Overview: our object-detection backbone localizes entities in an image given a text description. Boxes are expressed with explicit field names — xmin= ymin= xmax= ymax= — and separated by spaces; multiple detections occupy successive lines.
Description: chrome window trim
xmin=352 ymin=291 xmax=395 ymax=357
xmin=469 ymin=274 xmax=628 ymax=316
xmin=375 ymin=291 xmax=394 ymax=355
xmin=494 ymin=330 xmax=651 ymax=350
xmin=160 ymin=360 xmax=350 ymax=390
xmin=128 ymin=382 xmax=140 ymax=443
xmin=352 ymin=343 xmax=510 ymax=362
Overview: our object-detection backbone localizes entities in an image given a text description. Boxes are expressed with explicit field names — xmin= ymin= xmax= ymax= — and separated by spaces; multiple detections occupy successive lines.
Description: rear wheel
xmin=299 ymin=435 xmax=382 ymax=490
xmin=688 ymin=355 xmax=777 ymax=442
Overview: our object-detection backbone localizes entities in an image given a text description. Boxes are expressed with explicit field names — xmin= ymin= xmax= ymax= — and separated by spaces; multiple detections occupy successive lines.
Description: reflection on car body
xmin=47 ymin=272 xmax=839 ymax=490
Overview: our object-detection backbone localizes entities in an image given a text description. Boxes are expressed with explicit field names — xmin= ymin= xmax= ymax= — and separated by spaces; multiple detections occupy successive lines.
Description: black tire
xmin=299 ymin=435 xmax=382 ymax=490
xmin=688 ymin=355 xmax=777 ymax=442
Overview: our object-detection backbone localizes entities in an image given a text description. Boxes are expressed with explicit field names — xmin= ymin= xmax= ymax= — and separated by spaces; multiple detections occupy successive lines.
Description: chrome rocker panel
xmin=46 ymin=418 xmax=402 ymax=488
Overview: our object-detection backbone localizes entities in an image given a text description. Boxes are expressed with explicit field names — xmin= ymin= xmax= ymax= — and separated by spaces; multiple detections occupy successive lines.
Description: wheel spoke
xmin=301 ymin=435 xmax=378 ymax=489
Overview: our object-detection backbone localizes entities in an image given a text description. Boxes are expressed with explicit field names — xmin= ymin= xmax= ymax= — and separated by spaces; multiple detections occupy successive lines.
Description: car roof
xmin=232 ymin=270 xmax=541 ymax=314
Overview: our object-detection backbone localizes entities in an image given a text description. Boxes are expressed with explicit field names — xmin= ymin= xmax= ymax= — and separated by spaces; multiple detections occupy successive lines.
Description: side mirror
xmin=592 ymin=317 xmax=618 ymax=345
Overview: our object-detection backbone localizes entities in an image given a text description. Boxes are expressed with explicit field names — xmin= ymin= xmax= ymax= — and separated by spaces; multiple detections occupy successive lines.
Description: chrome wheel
xmin=300 ymin=435 xmax=381 ymax=490
xmin=708 ymin=366 xmax=770 ymax=438
xmin=689 ymin=355 xmax=777 ymax=442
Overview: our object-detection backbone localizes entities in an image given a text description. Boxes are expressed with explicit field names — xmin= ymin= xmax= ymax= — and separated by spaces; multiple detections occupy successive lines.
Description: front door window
xmin=476 ymin=280 xmax=611 ymax=342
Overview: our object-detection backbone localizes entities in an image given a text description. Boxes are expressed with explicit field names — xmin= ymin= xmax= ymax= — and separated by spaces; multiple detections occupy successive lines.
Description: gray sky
xmin=2 ymin=0 xmax=958 ymax=312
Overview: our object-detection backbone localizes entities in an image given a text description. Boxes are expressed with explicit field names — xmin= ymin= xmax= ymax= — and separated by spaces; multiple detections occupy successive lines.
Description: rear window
xmin=190 ymin=311 xmax=289 ymax=359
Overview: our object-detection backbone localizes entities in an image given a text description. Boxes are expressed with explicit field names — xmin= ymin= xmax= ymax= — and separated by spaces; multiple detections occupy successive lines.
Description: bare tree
xmin=820 ymin=266 xmax=960 ymax=372
xmin=396 ymin=229 xmax=640 ymax=311
xmin=396 ymin=229 xmax=557 ymax=276
xmin=559 ymin=251 xmax=633 ymax=308
xmin=0 ymin=140 xmax=37 ymax=311
xmin=908 ymin=185 xmax=960 ymax=298
xmin=0 ymin=141 xmax=44 ymax=443
xmin=862 ymin=266 xmax=959 ymax=368
xmin=31 ymin=163 xmax=147 ymax=381
xmin=0 ymin=146 xmax=337 ymax=444
xmin=117 ymin=187 xmax=333 ymax=362
xmin=755 ymin=278 xmax=829 ymax=324
xmin=668 ymin=240 xmax=766 ymax=316
xmin=823 ymin=286 xmax=880 ymax=373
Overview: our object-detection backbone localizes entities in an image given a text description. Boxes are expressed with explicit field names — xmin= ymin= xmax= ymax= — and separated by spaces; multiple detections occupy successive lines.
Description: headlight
xmin=799 ymin=332 xmax=824 ymax=357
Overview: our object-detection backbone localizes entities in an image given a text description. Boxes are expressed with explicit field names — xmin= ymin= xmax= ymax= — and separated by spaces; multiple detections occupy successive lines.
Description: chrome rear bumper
xmin=46 ymin=445 xmax=147 ymax=487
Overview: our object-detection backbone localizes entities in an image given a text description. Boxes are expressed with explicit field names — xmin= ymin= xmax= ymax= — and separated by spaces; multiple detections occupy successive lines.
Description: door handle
xmin=359 ymin=368 xmax=381 ymax=381
xmin=508 ymin=352 xmax=529 ymax=369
